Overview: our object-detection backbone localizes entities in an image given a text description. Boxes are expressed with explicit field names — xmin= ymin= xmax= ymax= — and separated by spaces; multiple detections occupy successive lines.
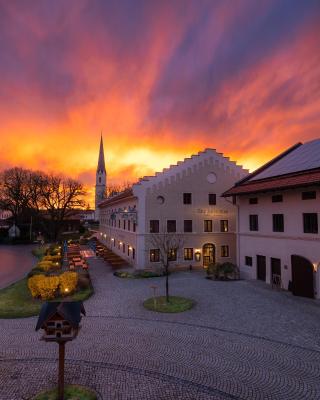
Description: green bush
xmin=77 ymin=275 xmax=91 ymax=290
xmin=207 ymin=262 xmax=239 ymax=280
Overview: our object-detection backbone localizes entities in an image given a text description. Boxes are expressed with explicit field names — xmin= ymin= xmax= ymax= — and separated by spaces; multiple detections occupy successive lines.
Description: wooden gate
xmin=291 ymin=255 xmax=314 ymax=298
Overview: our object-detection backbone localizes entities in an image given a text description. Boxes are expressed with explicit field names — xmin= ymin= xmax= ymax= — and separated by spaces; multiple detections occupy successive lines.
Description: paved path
xmin=0 ymin=245 xmax=36 ymax=289
xmin=0 ymin=255 xmax=320 ymax=399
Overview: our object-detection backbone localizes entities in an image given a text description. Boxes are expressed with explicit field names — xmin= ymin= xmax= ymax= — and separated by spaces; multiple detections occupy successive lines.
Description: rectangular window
xmin=249 ymin=215 xmax=259 ymax=231
xmin=183 ymin=193 xmax=192 ymax=204
xmin=122 ymin=243 xmax=125 ymax=253
xmin=245 ymin=256 xmax=253 ymax=266
xmin=221 ymin=245 xmax=229 ymax=257
xmin=133 ymin=222 xmax=136 ymax=232
xmin=167 ymin=220 xmax=176 ymax=233
xmin=303 ymin=213 xmax=318 ymax=234
xmin=168 ymin=249 xmax=177 ymax=261
xmin=273 ymin=214 xmax=284 ymax=232
xmin=249 ymin=197 xmax=258 ymax=204
xmin=123 ymin=220 xmax=126 ymax=230
xmin=302 ymin=191 xmax=316 ymax=200
xmin=127 ymin=247 xmax=130 ymax=256
xmin=220 ymin=220 xmax=228 ymax=232
xmin=209 ymin=193 xmax=216 ymax=205
xmin=150 ymin=220 xmax=159 ymax=233
xmin=184 ymin=248 xmax=193 ymax=260
xmin=204 ymin=220 xmax=213 ymax=232
xmin=184 ymin=220 xmax=193 ymax=232
xmin=118 ymin=220 xmax=120 ymax=228
xmin=118 ymin=241 xmax=121 ymax=250
xmin=150 ymin=249 xmax=160 ymax=262
xmin=128 ymin=220 xmax=131 ymax=231
xmin=272 ymin=194 xmax=283 ymax=203
xmin=132 ymin=248 xmax=135 ymax=260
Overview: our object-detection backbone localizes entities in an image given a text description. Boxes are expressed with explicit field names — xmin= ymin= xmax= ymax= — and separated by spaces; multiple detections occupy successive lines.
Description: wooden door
xmin=291 ymin=255 xmax=314 ymax=298
xmin=271 ymin=258 xmax=281 ymax=276
xmin=256 ymin=255 xmax=266 ymax=281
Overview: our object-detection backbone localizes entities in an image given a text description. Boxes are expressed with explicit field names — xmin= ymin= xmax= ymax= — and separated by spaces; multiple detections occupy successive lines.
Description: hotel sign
xmin=197 ymin=208 xmax=229 ymax=216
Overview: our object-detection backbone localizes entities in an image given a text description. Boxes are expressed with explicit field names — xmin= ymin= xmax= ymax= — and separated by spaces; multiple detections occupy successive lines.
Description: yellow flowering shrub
xmin=42 ymin=255 xmax=61 ymax=262
xmin=37 ymin=261 xmax=60 ymax=272
xmin=28 ymin=275 xmax=60 ymax=300
xmin=59 ymin=272 xmax=78 ymax=296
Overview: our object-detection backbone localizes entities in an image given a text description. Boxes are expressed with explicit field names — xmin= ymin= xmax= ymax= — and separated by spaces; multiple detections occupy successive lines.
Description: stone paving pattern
xmin=0 ymin=254 xmax=320 ymax=399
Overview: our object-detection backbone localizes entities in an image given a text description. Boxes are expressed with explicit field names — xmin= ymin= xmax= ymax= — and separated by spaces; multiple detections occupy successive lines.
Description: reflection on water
xmin=0 ymin=245 xmax=36 ymax=289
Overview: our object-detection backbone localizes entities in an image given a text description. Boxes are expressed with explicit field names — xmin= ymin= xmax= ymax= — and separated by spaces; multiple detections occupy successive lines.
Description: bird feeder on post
xmin=35 ymin=301 xmax=86 ymax=400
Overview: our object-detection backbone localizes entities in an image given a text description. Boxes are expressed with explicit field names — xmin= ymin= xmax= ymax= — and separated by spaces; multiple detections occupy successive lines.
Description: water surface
xmin=0 ymin=245 xmax=36 ymax=289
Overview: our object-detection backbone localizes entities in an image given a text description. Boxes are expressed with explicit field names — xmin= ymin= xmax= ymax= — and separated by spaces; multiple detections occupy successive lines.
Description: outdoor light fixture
xmin=119 ymin=241 xmax=123 ymax=245
xmin=129 ymin=246 xmax=133 ymax=251
xmin=111 ymin=238 xmax=114 ymax=241
xmin=195 ymin=251 xmax=201 ymax=262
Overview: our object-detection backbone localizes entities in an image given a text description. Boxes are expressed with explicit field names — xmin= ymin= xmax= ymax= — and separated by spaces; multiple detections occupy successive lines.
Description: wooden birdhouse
xmin=36 ymin=301 xmax=86 ymax=342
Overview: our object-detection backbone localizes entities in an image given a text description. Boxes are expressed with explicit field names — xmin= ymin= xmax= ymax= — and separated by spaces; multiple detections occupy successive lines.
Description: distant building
xmin=8 ymin=224 xmax=20 ymax=238
xmin=0 ymin=210 xmax=12 ymax=221
xmin=95 ymin=135 xmax=107 ymax=221
xmin=99 ymin=149 xmax=248 ymax=270
xmin=223 ymin=139 xmax=320 ymax=299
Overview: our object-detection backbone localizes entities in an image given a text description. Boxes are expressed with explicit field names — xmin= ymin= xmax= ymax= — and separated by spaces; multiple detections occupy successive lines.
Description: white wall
xmin=237 ymin=187 xmax=320 ymax=298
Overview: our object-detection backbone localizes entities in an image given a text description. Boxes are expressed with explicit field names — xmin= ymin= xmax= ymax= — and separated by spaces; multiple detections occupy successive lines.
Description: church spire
xmin=97 ymin=133 xmax=106 ymax=173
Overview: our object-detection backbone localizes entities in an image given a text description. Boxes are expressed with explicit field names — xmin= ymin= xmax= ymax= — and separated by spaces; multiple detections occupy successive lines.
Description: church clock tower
xmin=95 ymin=135 xmax=107 ymax=220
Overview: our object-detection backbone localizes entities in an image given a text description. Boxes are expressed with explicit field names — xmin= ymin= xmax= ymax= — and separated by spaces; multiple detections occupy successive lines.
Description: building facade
xmin=224 ymin=139 xmax=320 ymax=299
xmin=99 ymin=149 xmax=248 ymax=270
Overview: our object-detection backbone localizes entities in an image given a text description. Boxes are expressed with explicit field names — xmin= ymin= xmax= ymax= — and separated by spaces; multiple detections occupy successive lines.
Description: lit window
xmin=184 ymin=248 xmax=193 ymax=260
xmin=204 ymin=220 xmax=212 ymax=232
xmin=220 ymin=220 xmax=228 ymax=232
xmin=221 ymin=245 xmax=229 ymax=257
xmin=150 ymin=249 xmax=160 ymax=262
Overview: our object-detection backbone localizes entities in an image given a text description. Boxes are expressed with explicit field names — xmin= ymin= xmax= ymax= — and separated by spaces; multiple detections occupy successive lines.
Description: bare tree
xmin=38 ymin=174 xmax=86 ymax=240
xmin=147 ymin=232 xmax=184 ymax=302
xmin=105 ymin=181 xmax=133 ymax=198
xmin=0 ymin=167 xmax=34 ymax=223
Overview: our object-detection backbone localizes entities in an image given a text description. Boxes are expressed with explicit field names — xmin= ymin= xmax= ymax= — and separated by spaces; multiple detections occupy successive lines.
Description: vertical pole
xmin=58 ymin=341 xmax=65 ymax=400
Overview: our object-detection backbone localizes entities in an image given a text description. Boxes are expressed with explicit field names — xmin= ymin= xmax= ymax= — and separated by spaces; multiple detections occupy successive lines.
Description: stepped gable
xmin=132 ymin=148 xmax=248 ymax=193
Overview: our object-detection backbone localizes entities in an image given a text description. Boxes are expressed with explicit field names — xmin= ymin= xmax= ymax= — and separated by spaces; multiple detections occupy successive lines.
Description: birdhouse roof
xmin=35 ymin=301 xmax=86 ymax=331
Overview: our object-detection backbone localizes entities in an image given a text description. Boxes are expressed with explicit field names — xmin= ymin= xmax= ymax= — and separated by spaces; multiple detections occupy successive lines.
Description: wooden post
xmin=58 ymin=341 xmax=65 ymax=400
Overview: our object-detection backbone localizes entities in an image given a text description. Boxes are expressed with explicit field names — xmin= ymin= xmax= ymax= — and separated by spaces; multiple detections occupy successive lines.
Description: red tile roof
xmin=223 ymin=168 xmax=320 ymax=196
xmin=98 ymin=189 xmax=135 ymax=208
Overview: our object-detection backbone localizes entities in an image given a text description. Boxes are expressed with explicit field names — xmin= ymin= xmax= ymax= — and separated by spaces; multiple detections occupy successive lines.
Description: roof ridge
xmin=235 ymin=142 xmax=302 ymax=186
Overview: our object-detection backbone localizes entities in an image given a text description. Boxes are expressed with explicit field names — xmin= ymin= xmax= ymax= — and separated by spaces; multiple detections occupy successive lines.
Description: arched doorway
xmin=202 ymin=243 xmax=215 ymax=268
xmin=291 ymin=255 xmax=314 ymax=298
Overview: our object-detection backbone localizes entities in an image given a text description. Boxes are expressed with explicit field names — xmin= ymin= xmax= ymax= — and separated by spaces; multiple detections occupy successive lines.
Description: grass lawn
xmin=114 ymin=270 xmax=164 ymax=279
xmin=143 ymin=296 xmax=194 ymax=313
xmin=31 ymin=384 xmax=97 ymax=400
xmin=0 ymin=277 xmax=93 ymax=319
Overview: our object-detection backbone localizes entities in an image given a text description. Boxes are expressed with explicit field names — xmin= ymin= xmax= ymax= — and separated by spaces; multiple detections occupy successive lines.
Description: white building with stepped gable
xmin=98 ymin=148 xmax=248 ymax=270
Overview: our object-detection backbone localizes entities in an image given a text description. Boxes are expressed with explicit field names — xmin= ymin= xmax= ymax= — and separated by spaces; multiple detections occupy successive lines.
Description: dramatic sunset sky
xmin=0 ymin=0 xmax=319 ymax=205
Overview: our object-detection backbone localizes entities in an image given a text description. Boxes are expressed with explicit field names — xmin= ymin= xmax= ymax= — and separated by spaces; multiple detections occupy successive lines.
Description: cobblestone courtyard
xmin=1 ymin=256 xmax=320 ymax=399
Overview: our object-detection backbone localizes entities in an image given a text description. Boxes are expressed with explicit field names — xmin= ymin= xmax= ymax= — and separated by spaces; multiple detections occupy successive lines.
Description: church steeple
xmin=95 ymin=134 xmax=107 ymax=220
xmin=97 ymin=134 xmax=106 ymax=173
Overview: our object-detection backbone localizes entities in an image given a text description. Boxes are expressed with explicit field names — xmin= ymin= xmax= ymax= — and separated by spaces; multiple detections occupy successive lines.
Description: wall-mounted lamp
xmin=111 ymin=238 xmax=114 ymax=241
xmin=195 ymin=251 xmax=201 ymax=262
xmin=119 ymin=241 xmax=123 ymax=245
xmin=313 ymin=263 xmax=319 ymax=272
xmin=129 ymin=246 xmax=133 ymax=251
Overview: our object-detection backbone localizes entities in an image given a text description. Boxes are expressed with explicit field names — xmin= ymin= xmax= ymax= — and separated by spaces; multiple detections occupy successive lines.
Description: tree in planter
xmin=147 ymin=232 xmax=184 ymax=303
